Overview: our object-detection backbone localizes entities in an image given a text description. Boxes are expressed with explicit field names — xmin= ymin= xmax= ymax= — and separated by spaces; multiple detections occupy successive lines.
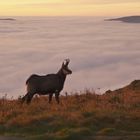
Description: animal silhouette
xmin=22 ymin=59 xmax=72 ymax=104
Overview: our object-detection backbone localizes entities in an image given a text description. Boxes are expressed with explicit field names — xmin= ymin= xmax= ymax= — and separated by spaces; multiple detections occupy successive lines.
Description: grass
xmin=0 ymin=89 xmax=140 ymax=140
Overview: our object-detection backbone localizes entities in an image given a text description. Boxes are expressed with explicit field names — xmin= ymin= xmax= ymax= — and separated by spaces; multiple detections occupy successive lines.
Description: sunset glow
xmin=0 ymin=0 xmax=140 ymax=16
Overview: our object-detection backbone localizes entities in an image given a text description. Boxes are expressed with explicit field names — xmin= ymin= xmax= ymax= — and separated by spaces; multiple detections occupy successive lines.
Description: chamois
xmin=22 ymin=59 xmax=72 ymax=104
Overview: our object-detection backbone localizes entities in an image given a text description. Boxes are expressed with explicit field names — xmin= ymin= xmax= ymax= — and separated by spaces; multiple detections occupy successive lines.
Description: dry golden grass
xmin=0 ymin=81 xmax=139 ymax=139
xmin=0 ymin=90 xmax=139 ymax=126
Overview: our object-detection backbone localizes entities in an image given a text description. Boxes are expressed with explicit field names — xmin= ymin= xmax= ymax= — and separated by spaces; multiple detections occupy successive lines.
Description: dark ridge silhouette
xmin=0 ymin=18 xmax=16 ymax=21
xmin=105 ymin=16 xmax=140 ymax=23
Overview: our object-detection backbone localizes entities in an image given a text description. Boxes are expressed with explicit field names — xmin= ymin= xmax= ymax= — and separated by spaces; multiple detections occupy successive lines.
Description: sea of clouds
xmin=0 ymin=16 xmax=140 ymax=98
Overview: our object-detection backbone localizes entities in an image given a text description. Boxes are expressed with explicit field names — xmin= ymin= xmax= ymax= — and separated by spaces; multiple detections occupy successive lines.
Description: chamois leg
xmin=21 ymin=93 xmax=29 ymax=104
xmin=55 ymin=93 xmax=60 ymax=104
xmin=48 ymin=93 xmax=53 ymax=103
xmin=26 ymin=93 xmax=34 ymax=104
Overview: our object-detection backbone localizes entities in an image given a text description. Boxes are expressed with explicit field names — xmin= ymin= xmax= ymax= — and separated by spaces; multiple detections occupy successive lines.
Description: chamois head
xmin=61 ymin=59 xmax=72 ymax=75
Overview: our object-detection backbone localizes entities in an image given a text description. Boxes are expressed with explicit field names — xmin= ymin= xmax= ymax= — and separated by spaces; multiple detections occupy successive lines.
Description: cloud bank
xmin=0 ymin=16 xmax=140 ymax=98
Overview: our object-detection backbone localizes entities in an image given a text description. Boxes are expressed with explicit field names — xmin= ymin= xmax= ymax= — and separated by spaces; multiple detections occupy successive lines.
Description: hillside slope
xmin=105 ymin=80 xmax=140 ymax=105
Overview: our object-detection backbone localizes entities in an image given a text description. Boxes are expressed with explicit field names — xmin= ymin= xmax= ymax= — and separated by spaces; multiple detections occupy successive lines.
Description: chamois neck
xmin=57 ymin=69 xmax=66 ymax=80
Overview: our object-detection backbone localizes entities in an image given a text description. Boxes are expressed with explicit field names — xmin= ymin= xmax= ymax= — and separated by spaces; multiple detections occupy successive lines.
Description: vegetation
xmin=0 ymin=80 xmax=140 ymax=140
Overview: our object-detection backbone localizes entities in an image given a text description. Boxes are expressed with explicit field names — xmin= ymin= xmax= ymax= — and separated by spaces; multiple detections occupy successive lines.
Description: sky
xmin=0 ymin=0 xmax=140 ymax=16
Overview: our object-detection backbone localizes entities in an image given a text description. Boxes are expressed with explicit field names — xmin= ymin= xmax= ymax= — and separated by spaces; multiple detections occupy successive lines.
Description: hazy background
xmin=0 ymin=16 xmax=140 ymax=98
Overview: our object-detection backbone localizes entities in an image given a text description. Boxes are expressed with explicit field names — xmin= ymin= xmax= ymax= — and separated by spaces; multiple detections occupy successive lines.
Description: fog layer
xmin=0 ymin=17 xmax=139 ymax=98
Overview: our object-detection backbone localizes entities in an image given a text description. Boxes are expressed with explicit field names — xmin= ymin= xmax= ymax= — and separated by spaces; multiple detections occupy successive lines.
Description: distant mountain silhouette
xmin=0 ymin=18 xmax=16 ymax=21
xmin=106 ymin=16 xmax=140 ymax=23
